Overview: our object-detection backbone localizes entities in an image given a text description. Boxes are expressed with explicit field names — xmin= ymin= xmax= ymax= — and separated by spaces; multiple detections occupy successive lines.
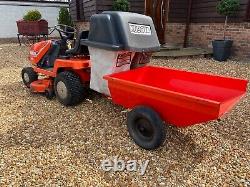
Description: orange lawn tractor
xmin=21 ymin=24 xmax=91 ymax=106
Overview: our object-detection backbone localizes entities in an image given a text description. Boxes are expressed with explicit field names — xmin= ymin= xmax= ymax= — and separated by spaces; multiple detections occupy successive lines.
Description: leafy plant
xmin=58 ymin=7 xmax=73 ymax=26
xmin=112 ymin=0 xmax=130 ymax=12
xmin=23 ymin=10 xmax=42 ymax=21
xmin=216 ymin=0 xmax=240 ymax=39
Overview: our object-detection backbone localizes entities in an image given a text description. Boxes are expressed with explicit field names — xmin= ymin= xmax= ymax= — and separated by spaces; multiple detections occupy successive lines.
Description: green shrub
xmin=23 ymin=10 xmax=42 ymax=21
xmin=216 ymin=0 xmax=240 ymax=16
xmin=58 ymin=7 xmax=73 ymax=26
xmin=112 ymin=0 xmax=130 ymax=12
xmin=216 ymin=0 xmax=240 ymax=39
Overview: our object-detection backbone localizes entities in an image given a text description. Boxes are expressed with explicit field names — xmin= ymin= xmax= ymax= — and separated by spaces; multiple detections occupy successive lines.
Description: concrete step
xmin=154 ymin=47 xmax=213 ymax=57
xmin=160 ymin=43 xmax=181 ymax=51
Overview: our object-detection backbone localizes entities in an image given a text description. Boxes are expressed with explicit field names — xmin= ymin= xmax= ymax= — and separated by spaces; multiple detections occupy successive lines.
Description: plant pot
xmin=16 ymin=19 xmax=48 ymax=35
xmin=212 ymin=40 xmax=233 ymax=62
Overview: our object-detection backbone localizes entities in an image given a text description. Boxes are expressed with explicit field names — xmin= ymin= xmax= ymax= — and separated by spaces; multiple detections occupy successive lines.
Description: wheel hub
xmin=136 ymin=118 xmax=154 ymax=140
xmin=56 ymin=81 xmax=68 ymax=99
xmin=23 ymin=73 xmax=30 ymax=83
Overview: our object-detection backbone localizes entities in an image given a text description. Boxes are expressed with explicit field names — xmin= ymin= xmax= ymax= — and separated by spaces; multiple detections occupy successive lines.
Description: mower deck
xmin=30 ymin=79 xmax=53 ymax=93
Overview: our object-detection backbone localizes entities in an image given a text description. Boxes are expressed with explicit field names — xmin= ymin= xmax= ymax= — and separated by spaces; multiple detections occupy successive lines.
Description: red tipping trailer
xmin=104 ymin=66 xmax=248 ymax=127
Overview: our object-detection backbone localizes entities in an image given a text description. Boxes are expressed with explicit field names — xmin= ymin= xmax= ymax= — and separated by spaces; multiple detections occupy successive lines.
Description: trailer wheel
xmin=21 ymin=67 xmax=38 ymax=88
xmin=127 ymin=106 xmax=166 ymax=150
xmin=54 ymin=71 xmax=86 ymax=106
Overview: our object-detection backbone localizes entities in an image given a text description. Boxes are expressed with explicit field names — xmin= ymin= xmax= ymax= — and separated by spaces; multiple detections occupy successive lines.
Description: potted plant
xmin=17 ymin=10 xmax=48 ymax=36
xmin=58 ymin=7 xmax=73 ymax=27
xmin=212 ymin=0 xmax=240 ymax=61
xmin=112 ymin=0 xmax=130 ymax=11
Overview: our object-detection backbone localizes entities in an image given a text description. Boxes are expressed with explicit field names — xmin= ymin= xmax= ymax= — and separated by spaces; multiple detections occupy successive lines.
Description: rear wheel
xmin=21 ymin=67 xmax=38 ymax=88
xmin=54 ymin=71 xmax=85 ymax=106
xmin=127 ymin=106 xmax=166 ymax=150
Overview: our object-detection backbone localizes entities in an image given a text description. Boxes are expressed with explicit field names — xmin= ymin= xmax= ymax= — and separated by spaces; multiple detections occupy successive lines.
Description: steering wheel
xmin=54 ymin=24 xmax=76 ymax=34
xmin=49 ymin=24 xmax=76 ymax=39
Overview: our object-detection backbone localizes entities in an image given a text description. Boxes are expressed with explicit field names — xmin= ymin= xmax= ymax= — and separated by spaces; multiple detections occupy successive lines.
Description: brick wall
xmin=165 ymin=22 xmax=250 ymax=58
xmin=75 ymin=22 xmax=90 ymax=33
xmin=165 ymin=23 xmax=186 ymax=46
xmin=189 ymin=23 xmax=250 ymax=57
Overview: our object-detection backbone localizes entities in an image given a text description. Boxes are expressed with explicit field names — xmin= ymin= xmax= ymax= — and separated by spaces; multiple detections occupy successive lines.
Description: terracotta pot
xmin=16 ymin=19 xmax=48 ymax=35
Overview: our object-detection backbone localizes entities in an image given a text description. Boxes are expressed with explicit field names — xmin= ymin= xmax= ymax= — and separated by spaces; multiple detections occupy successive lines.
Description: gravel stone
xmin=0 ymin=44 xmax=249 ymax=186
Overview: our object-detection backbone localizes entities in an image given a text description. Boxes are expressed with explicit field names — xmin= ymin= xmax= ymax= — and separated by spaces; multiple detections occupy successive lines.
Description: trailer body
xmin=104 ymin=66 xmax=248 ymax=127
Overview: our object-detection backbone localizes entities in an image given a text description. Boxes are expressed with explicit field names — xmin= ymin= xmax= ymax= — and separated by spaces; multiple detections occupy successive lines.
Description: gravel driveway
xmin=0 ymin=43 xmax=249 ymax=186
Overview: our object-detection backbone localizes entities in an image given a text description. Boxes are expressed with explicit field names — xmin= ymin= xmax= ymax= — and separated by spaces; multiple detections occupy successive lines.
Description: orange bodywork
xmin=29 ymin=39 xmax=91 ymax=93
xmin=34 ymin=57 xmax=90 ymax=76
xmin=31 ymin=57 xmax=91 ymax=93
xmin=30 ymin=78 xmax=53 ymax=93
xmin=29 ymin=40 xmax=52 ymax=65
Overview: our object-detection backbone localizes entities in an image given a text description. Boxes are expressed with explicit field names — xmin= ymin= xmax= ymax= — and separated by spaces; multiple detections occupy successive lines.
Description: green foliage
xmin=23 ymin=10 xmax=42 ymax=21
xmin=216 ymin=0 xmax=240 ymax=16
xmin=58 ymin=7 xmax=73 ymax=26
xmin=112 ymin=0 xmax=130 ymax=12
xmin=216 ymin=0 xmax=240 ymax=39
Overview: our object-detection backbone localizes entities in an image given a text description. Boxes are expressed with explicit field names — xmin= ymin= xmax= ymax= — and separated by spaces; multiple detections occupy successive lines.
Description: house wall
xmin=0 ymin=1 xmax=68 ymax=38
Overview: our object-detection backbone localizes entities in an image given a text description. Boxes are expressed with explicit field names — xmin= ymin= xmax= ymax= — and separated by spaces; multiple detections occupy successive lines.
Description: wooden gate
xmin=145 ymin=0 xmax=169 ymax=44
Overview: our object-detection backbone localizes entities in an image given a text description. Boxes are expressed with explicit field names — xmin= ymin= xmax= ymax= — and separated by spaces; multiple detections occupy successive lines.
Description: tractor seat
xmin=66 ymin=31 xmax=89 ymax=56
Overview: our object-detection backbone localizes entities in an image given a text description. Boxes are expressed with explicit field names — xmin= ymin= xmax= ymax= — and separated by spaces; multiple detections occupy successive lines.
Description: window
xmin=246 ymin=0 xmax=250 ymax=21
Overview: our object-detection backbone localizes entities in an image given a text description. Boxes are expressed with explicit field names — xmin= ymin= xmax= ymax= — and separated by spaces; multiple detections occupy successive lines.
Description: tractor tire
xmin=127 ymin=106 xmax=166 ymax=150
xmin=21 ymin=67 xmax=38 ymax=88
xmin=45 ymin=89 xmax=54 ymax=100
xmin=54 ymin=71 xmax=85 ymax=106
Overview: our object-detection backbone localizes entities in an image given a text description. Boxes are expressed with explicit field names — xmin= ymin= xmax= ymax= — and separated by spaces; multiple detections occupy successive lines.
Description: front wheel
xmin=54 ymin=71 xmax=86 ymax=106
xmin=21 ymin=67 xmax=38 ymax=88
xmin=45 ymin=89 xmax=54 ymax=100
xmin=127 ymin=106 xmax=166 ymax=150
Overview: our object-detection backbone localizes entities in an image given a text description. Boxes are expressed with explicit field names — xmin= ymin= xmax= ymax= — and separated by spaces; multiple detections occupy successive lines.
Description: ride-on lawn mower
xmin=22 ymin=24 xmax=90 ymax=105
xmin=22 ymin=12 xmax=248 ymax=150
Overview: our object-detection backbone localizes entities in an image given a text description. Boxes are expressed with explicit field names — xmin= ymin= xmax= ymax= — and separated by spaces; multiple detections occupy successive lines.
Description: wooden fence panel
xmin=69 ymin=0 xmax=250 ymax=23
xmin=70 ymin=0 xmax=84 ymax=21
xmin=246 ymin=0 xmax=250 ymax=20
xmin=169 ymin=0 xmax=188 ymax=23
xmin=191 ymin=0 xmax=249 ymax=23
